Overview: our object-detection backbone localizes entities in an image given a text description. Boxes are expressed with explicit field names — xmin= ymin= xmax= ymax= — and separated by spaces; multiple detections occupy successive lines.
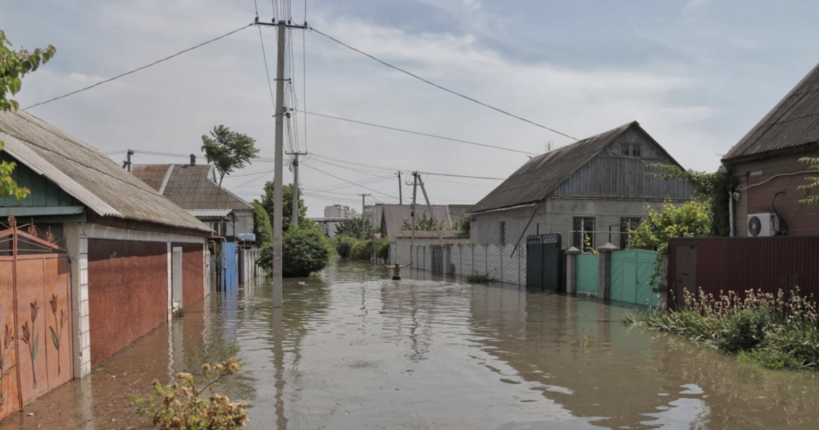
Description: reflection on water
xmin=3 ymin=260 xmax=819 ymax=429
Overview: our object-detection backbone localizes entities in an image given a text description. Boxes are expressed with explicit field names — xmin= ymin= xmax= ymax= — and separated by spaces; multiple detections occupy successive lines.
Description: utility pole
xmin=397 ymin=171 xmax=403 ymax=205
xmin=255 ymin=16 xmax=307 ymax=308
xmin=358 ymin=193 xmax=370 ymax=240
xmin=415 ymin=172 xmax=444 ymax=246
xmin=123 ymin=149 xmax=134 ymax=172
xmin=286 ymin=151 xmax=308 ymax=227
xmin=410 ymin=174 xmax=418 ymax=263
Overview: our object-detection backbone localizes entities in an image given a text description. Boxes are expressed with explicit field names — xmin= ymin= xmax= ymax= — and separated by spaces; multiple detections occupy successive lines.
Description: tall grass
xmin=624 ymin=288 xmax=819 ymax=370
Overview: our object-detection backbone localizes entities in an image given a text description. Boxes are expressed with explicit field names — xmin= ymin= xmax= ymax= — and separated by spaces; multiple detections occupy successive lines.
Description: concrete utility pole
xmin=123 ymin=149 xmax=134 ymax=172
xmin=272 ymin=20 xmax=287 ymax=308
xmin=410 ymin=173 xmax=418 ymax=263
xmin=358 ymin=193 xmax=370 ymax=240
xmin=286 ymin=151 xmax=307 ymax=227
xmin=415 ymin=172 xmax=445 ymax=246
xmin=255 ymin=17 xmax=308 ymax=308
xmin=397 ymin=171 xmax=403 ymax=205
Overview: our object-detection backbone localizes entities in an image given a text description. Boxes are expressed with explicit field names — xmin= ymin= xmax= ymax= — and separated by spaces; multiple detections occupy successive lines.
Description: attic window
xmin=620 ymin=144 xmax=641 ymax=157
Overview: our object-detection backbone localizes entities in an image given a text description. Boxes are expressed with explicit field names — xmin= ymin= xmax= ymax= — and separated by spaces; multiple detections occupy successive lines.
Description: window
xmin=620 ymin=217 xmax=642 ymax=249
xmin=620 ymin=143 xmax=642 ymax=157
xmin=573 ymin=217 xmax=595 ymax=253
xmin=499 ymin=221 xmax=506 ymax=245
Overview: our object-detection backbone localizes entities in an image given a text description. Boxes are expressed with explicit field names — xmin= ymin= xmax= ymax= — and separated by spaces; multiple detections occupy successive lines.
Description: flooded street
xmin=4 ymin=259 xmax=819 ymax=429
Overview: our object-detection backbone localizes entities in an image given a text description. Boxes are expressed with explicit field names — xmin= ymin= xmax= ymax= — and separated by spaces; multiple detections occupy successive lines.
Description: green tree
xmin=454 ymin=214 xmax=471 ymax=237
xmin=628 ymin=200 xmax=712 ymax=255
xmin=256 ymin=182 xmax=307 ymax=232
xmin=281 ymin=225 xmax=332 ymax=277
xmin=334 ymin=218 xmax=372 ymax=238
xmin=798 ymin=155 xmax=819 ymax=205
xmin=334 ymin=235 xmax=359 ymax=258
xmin=251 ymin=201 xmax=273 ymax=244
xmin=401 ymin=213 xmax=444 ymax=231
xmin=654 ymin=164 xmax=737 ymax=237
xmin=0 ymin=31 xmax=55 ymax=200
xmin=201 ymin=125 xmax=260 ymax=189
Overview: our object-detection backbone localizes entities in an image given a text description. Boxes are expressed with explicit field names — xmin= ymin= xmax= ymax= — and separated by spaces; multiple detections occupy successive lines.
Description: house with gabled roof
xmin=0 ymin=109 xmax=212 ymax=391
xmin=469 ymin=122 xmax=695 ymax=251
xmin=723 ymin=63 xmax=819 ymax=237
xmin=132 ymin=156 xmax=254 ymax=241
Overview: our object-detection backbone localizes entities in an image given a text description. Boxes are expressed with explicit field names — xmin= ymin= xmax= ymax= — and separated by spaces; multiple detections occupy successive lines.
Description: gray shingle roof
xmin=470 ymin=122 xmax=635 ymax=213
xmin=724 ymin=63 xmax=819 ymax=162
xmin=132 ymin=164 xmax=253 ymax=211
xmin=0 ymin=110 xmax=211 ymax=233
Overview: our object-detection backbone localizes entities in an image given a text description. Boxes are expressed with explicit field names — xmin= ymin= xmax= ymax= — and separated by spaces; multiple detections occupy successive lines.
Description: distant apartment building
xmin=324 ymin=204 xmax=358 ymax=219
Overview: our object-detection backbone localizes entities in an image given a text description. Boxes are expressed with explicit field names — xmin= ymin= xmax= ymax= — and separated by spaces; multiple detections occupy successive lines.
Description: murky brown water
xmin=3 ymin=259 xmax=819 ymax=429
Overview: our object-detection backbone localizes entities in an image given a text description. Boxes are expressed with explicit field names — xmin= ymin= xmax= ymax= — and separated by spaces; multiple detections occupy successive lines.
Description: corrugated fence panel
xmin=669 ymin=237 xmax=819 ymax=302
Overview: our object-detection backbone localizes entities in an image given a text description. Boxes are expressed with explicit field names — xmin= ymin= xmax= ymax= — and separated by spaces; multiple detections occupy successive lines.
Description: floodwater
xmin=3 ymin=260 xmax=819 ymax=430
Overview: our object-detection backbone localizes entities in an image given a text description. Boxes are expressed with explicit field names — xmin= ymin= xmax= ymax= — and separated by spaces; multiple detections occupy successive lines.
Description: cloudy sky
xmin=3 ymin=0 xmax=819 ymax=216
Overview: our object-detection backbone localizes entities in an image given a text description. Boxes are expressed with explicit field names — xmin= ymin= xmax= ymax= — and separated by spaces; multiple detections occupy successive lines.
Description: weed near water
xmin=466 ymin=273 xmax=495 ymax=284
xmin=624 ymin=288 xmax=819 ymax=371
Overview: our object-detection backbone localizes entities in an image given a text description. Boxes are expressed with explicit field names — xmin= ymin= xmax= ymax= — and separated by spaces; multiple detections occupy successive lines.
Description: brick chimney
xmin=190 ymin=154 xmax=196 ymax=166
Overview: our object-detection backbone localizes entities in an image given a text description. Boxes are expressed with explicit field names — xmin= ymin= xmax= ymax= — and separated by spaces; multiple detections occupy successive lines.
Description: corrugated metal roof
xmin=469 ymin=122 xmax=682 ymax=213
xmin=131 ymin=164 xmax=172 ymax=191
xmin=133 ymin=164 xmax=253 ymax=211
xmin=186 ymin=209 xmax=233 ymax=217
xmin=0 ymin=110 xmax=211 ymax=233
xmin=724 ymin=63 xmax=819 ymax=162
xmin=381 ymin=204 xmax=460 ymax=237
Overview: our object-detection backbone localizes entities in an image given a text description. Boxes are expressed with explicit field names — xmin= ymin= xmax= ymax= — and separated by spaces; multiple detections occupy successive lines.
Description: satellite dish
xmin=748 ymin=216 xmax=762 ymax=237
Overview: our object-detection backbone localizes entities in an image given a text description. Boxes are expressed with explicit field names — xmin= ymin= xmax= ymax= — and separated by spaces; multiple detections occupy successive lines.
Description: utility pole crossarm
xmin=286 ymin=151 xmax=308 ymax=227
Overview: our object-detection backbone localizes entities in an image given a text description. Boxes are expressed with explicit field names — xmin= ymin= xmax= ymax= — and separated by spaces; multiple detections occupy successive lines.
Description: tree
xmin=201 ymin=125 xmax=259 ymax=189
xmin=334 ymin=218 xmax=371 ymax=238
xmin=256 ymin=182 xmax=307 ymax=232
xmin=281 ymin=225 xmax=332 ymax=277
xmin=798 ymin=155 xmax=819 ymax=205
xmin=454 ymin=214 xmax=471 ymax=237
xmin=251 ymin=201 xmax=273 ymax=245
xmin=628 ymin=200 xmax=712 ymax=255
xmin=401 ymin=213 xmax=444 ymax=231
xmin=654 ymin=164 xmax=737 ymax=237
xmin=0 ymin=31 xmax=55 ymax=201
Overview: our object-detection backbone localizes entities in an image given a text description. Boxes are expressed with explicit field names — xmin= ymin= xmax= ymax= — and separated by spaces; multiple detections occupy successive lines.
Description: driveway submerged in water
xmin=4 ymin=260 xmax=819 ymax=429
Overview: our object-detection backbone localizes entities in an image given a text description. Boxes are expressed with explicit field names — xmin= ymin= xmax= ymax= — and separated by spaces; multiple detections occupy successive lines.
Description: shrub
xmin=375 ymin=238 xmax=391 ymax=262
xmin=335 ymin=236 xmax=359 ymax=259
xmin=466 ymin=273 xmax=494 ymax=284
xmin=350 ymin=239 xmax=376 ymax=260
xmin=625 ymin=287 xmax=819 ymax=371
xmin=133 ymin=356 xmax=248 ymax=430
xmin=282 ymin=226 xmax=332 ymax=277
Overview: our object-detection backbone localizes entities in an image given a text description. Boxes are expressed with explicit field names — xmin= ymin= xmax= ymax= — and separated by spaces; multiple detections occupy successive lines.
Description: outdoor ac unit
xmin=747 ymin=213 xmax=780 ymax=237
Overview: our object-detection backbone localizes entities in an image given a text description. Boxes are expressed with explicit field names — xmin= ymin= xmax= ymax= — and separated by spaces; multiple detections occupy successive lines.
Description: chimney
xmin=190 ymin=154 xmax=196 ymax=166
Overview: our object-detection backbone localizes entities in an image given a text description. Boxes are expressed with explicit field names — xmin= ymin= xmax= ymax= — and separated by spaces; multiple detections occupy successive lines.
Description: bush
xmin=132 ymin=356 xmax=248 ymax=430
xmin=350 ymin=239 xmax=376 ymax=260
xmin=375 ymin=238 xmax=390 ymax=262
xmin=625 ymin=288 xmax=819 ymax=371
xmin=466 ymin=273 xmax=494 ymax=284
xmin=282 ymin=226 xmax=332 ymax=277
xmin=335 ymin=236 xmax=359 ymax=259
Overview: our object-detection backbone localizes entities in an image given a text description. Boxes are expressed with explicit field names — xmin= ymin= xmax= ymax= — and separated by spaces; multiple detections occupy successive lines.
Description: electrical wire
xmin=301 ymin=110 xmax=537 ymax=155
xmin=23 ymin=24 xmax=253 ymax=110
xmin=301 ymin=162 xmax=395 ymax=199
xmin=308 ymin=27 xmax=578 ymax=141
xmin=257 ymin=23 xmax=277 ymax=110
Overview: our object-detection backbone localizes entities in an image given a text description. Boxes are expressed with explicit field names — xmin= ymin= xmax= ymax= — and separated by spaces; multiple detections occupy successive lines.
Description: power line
xmin=24 ymin=24 xmax=253 ymax=110
xmin=257 ymin=20 xmax=276 ymax=110
xmin=417 ymin=171 xmax=504 ymax=180
xmin=301 ymin=162 xmax=395 ymax=199
xmin=308 ymin=27 xmax=578 ymax=141
xmin=302 ymin=110 xmax=537 ymax=155
xmin=310 ymin=153 xmax=505 ymax=180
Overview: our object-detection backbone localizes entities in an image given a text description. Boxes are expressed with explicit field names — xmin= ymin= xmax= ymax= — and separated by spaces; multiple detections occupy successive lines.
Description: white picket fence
xmin=412 ymin=244 xmax=527 ymax=285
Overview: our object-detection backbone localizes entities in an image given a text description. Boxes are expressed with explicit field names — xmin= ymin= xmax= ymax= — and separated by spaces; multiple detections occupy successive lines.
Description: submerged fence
xmin=413 ymin=244 xmax=527 ymax=285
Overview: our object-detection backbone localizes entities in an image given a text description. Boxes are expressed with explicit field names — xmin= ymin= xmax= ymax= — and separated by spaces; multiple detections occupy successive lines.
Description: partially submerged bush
xmin=625 ymin=288 xmax=819 ymax=370
xmin=334 ymin=236 xmax=359 ymax=258
xmin=283 ymin=226 xmax=332 ymax=277
xmin=466 ymin=273 xmax=494 ymax=284
xmin=133 ymin=356 xmax=248 ymax=429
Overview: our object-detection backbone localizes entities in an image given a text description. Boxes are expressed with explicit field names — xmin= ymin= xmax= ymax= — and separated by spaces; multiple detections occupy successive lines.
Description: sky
xmin=2 ymin=0 xmax=819 ymax=217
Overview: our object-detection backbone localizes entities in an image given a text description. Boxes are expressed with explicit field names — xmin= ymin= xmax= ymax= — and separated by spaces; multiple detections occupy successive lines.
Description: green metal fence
xmin=576 ymin=254 xmax=599 ymax=294
xmin=610 ymin=249 xmax=658 ymax=306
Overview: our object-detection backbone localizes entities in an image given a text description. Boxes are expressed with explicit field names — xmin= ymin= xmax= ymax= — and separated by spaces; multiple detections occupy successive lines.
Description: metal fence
xmin=414 ymin=244 xmax=527 ymax=285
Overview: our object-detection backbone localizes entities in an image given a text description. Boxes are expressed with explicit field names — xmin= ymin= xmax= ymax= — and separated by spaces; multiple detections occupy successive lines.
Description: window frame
xmin=619 ymin=217 xmax=642 ymax=249
xmin=573 ymin=217 xmax=596 ymax=253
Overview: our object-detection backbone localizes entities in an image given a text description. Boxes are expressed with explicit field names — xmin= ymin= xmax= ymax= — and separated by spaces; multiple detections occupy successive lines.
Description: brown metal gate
xmin=0 ymin=217 xmax=73 ymax=422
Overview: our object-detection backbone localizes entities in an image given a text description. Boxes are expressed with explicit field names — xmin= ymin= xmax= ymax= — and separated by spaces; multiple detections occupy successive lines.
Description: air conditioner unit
xmin=747 ymin=213 xmax=780 ymax=237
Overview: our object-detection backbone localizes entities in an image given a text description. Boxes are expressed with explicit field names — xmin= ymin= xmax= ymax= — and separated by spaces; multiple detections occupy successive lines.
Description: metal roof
xmin=0 ymin=110 xmax=211 ymax=233
xmin=393 ymin=230 xmax=467 ymax=239
xmin=724 ymin=63 xmax=819 ymax=162
xmin=133 ymin=164 xmax=253 ymax=211
xmin=186 ymin=209 xmax=234 ymax=219
xmin=469 ymin=122 xmax=681 ymax=213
